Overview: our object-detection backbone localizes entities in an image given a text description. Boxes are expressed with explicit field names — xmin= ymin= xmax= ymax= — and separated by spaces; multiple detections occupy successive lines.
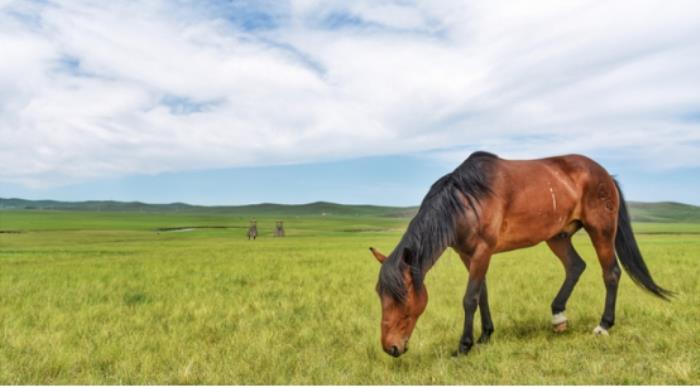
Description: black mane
xmin=378 ymin=151 xmax=498 ymax=301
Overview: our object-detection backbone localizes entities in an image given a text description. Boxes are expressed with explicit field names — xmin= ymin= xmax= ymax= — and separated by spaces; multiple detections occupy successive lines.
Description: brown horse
xmin=370 ymin=152 xmax=671 ymax=357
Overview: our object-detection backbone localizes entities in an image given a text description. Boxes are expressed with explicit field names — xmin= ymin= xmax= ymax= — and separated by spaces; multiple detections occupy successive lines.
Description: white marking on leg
xmin=593 ymin=325 xmax=609 ymax=336
xmin=552 ymin=312 xmax=567 ymax=325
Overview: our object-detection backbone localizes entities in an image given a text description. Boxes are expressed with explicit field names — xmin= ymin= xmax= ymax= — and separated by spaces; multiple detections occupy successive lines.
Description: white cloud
xmin=1 ymin=0 xmax=699 ymax=188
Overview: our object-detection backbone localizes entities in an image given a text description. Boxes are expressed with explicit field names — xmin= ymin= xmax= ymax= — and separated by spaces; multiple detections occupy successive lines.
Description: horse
xmin=275 ymin=221 xmax=285 ymax=237
xmin=369 ymin=151 xmax=671 ymax=357
xmin=247 ymin=221 xmax=258 ymax=240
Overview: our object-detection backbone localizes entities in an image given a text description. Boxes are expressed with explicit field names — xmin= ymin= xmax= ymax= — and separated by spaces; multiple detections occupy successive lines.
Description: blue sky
xmin=1 ymin=1 xmax=699 ymax=206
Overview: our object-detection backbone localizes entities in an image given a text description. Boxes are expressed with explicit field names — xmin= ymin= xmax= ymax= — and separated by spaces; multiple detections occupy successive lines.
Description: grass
xmin=0 ymin=211 xmax=698 ymax=384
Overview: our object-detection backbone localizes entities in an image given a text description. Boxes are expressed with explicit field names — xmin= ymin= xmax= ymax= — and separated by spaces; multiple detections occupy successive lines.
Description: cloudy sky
xmin=1 ymin=0 xmax=699 ymax=206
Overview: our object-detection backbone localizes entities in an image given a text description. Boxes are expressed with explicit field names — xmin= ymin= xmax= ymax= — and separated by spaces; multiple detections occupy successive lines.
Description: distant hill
xmin=1 ymin=198 xmax=699 ymax=222
xmin=627 ymin=201 xmax=700 ymax=223
xmin=0 ymin=198 xmax=417 ymax=218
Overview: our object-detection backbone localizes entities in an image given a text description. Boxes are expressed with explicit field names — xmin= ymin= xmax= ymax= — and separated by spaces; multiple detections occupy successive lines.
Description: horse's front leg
xmin=455 ymin=250 xmax=492 ymax=356
xmin=457 ymin=251 xmax=495 ymax=345
xmin=477 ymin=280 xmax=494 ymax=343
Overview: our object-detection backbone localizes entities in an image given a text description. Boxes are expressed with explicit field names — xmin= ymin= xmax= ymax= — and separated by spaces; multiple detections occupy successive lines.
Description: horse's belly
xmin=494 ymin=227 xmax=552 ymax=253
xmin=492 ymin=203 xmax=577 ymax=253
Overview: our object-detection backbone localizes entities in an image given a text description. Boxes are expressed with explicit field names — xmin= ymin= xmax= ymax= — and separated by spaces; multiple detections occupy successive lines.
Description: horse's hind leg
xmin=546 ymin=234 xmax=586 ymax=332
xmin=586 ymin=226 xmax=621 ymax=335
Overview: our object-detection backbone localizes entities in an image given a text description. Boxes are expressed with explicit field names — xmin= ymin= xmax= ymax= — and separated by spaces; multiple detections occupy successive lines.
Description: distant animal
xmin=370 ymin=151 xmax=671 ymax=358
xmin=275 ymin=221 xmax=285 ymax=237
xmin=247 ymin=221 xmax=258 ymax=240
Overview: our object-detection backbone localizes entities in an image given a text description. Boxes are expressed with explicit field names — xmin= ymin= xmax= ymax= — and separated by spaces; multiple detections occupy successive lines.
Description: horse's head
xmin=370 ymin=247 xmax=428 ymax=357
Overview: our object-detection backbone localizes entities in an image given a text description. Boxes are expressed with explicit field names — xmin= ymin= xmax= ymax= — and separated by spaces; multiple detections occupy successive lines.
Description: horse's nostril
xmin=390 ymin=345 xmax=400 ymax=357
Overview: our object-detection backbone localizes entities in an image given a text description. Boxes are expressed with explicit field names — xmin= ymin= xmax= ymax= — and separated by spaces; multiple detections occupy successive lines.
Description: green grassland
xmin=1 ymin=210 xmax=698 ymax=384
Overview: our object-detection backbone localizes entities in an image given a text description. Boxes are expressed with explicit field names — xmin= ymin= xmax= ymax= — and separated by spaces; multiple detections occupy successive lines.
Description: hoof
xmin=451 ymin=349 xmax=470 ymax=357
xmin=592 ymin=325 xmax=609 ymax=336
xmin=477 ymin=334 xmax=491 ymax=344
xmin=551 ymin=312 xmax=568 ymax=333
xmin=477 ymin=328 xmax=494 ymax=344
xmin=452 ymin=342 xmax=473 ymax=357
xmin=553 ymin=320 xmax=568 ymax=333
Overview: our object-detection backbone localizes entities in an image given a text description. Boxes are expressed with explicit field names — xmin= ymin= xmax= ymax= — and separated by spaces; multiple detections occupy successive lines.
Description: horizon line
xmin=1 ymin=197 xmax=698 ymax=209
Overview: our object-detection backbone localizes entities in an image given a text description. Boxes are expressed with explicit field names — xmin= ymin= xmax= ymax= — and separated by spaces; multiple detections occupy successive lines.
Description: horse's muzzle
xmin=385 ymin=344 xmax=408 ymax=357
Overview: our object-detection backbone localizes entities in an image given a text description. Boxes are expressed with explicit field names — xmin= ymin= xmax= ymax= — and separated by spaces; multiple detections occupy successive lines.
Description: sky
xmin=1 ymin=0 xmax=699 ymax=206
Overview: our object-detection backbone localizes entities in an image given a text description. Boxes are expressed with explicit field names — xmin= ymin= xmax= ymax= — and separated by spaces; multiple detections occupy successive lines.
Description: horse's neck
xmin=410 ymin=240 xmax=448 ymax=277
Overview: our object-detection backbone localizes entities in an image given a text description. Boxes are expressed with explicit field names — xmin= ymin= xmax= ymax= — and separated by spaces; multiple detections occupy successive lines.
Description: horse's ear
xmin=369 ymin=247 xmax=387 ymax=264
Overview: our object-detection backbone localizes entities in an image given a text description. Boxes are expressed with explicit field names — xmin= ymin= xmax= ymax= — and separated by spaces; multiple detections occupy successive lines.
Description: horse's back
xmin=484 ymin=154 xmax=615 ymax=252
xmin=498 ymin=154 xmax=613 ymax=199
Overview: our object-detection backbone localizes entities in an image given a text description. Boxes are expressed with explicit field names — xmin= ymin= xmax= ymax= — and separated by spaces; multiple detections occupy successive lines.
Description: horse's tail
xmin=613 ymin=179 xmax=673 ymax=300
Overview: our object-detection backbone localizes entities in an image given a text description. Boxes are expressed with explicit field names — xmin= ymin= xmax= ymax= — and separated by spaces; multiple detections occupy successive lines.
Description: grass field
xmin=1 ymin=211 xmax=698 ymax=384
